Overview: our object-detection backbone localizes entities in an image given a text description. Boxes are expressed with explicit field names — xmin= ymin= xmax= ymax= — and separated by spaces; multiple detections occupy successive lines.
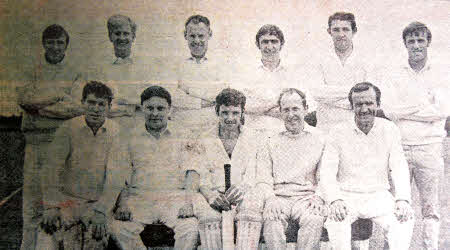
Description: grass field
xmin=0 ymin=132 xmax=448 ymax=249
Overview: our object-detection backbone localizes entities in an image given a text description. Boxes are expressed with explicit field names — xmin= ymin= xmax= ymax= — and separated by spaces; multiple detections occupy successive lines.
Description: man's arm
xmin=17 ymin=82 xmax=61 ymax=112
xmin=388 ymin=125 xmax=411 ymax=203
xmin=38 ymin=96 xmax=84 ymax=119
xmin=93 ymin=137 xmax=132 ymax=216
xmin=41 ymin=123 xmax=71 ymax=209
xmin=318 ymin=134 xmax=345 ymax=203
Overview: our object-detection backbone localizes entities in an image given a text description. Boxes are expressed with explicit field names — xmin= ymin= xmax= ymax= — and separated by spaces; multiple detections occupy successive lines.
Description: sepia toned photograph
xmin=0 ymin=0 xmax=449 ymax=249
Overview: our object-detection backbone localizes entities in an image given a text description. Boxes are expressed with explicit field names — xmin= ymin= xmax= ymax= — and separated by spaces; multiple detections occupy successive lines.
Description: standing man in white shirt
xmin=384 ymin=22 xmax=449 ymax=250
xmin=107 ymin=14 xmax=136 ymax=65
xmin=233 ymin=24 xmax=317 ymax=136
xmin=111 ymin=86 xmax=199 ymax=250
xmin=18 ymin=24 xmax=85 ymax=250
xmin=176 ymin=15 xmax=226 ymax=136
xmin=312 ymin=12 xmax=371 ymax=131
xmin=321 ymin=82 xmax=414 ymax=250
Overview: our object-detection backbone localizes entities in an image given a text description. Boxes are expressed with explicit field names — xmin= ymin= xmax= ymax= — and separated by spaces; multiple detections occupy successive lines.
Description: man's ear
xmin=327 ymin=28 xmax=331 ymax=35
xmin=255 ymin=40 xmax=260 ymax=49
xmin=184 ymin=30 xmax=188 ymax=40
xmin=208 ymin=29 xmax=213 ymax=39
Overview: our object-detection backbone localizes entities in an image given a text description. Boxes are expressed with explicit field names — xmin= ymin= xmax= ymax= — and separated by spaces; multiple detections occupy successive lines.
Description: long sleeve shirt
xmin=18 ymin=58 xmax=84 ymax=133
xmin=383 ymin=62 xmax=449 ymax=145
xmin=127 ymin=122 xmax=192 ymax=195
xmin=41 ymin=116 xmax=130 ymax=215
xmin=319 ymin=118 xmax=411 ymax=203
xmin=194 ymin=126 xmax=261 ymax=203
xmin=256 ymin=124 xmax=326 ymax=200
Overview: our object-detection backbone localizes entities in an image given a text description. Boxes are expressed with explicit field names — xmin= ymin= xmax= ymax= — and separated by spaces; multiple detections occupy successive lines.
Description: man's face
xmin=109 ymin=23 xmax=135 ymax=58
xmin=352 ymin=88 xmax=378 ymax=130
xmin=185 ymin=22 xmax=211 ymax=58
xmin=258 ymin=34 xmax=282 ymax=60
xmin=82 ymin=94 xmax=110 ymax=127
xmin=218 ymin=105 xmax=243 ymax=131
xmin=43 ymin=35 xmax=67 ymax=64
xmin=328 ymin=20 xmax=354 ymax=52
xmin=142 ymin=96 xmax=170 ymax=131
xmin=405 ymin=31 xmax=429 ymax=63
xmin=280 ymin=93 xmax=307 ymax=134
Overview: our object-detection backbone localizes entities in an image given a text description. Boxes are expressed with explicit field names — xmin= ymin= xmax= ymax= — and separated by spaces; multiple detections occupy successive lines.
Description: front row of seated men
xmin=39 ymin=81 xmax=414 ymax=249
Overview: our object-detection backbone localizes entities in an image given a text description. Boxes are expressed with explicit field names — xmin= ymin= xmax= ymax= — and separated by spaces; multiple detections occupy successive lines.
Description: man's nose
xmin=360 ymin=104 xmax=369 ymax=112
xmin=193 ymin=36 xmax=201 ymax=43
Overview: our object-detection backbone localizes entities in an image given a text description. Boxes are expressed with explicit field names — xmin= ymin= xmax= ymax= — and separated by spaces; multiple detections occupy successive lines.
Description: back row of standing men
xmin=18 ymin=12 xmax=448 ymax=250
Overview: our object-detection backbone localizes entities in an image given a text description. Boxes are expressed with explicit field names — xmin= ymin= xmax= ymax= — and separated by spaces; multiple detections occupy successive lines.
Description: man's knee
xmin=299 ymin=214 xmax=325 ymax=228
xmin=175 ymin=217 xmax=199 ymax=236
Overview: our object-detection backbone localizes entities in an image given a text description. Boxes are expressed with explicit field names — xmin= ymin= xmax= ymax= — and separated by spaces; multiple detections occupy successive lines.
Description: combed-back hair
xmin=278 ymin=88 xmax=308 ymax=110
xmin=328 ymin=12 xmax=357 ymax=33
xmin=348 ymin=82 xmax=381 ymax=108
xmin=82 ymin=81 xmax=113 ymax=105
xmin=402 ymin=21 xmax=432 ymax=45
xmin=185 ymin=15 xmax=210 ymax=28
xmin=42 ymin=24 xmax=69 ymax=47
xmin=255 ymin=24 xmax=285 ymax=49
xmin=140 ymin=85 xmax=172 ymax=107
xmin=107 ymin=14 xmax=137 ymax=38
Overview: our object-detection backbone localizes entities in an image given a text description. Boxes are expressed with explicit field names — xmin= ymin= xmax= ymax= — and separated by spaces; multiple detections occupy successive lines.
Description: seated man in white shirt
xmin=245 ymin=88 xmax=328 ymax=249
xmin=38 ymin=81 xmax=129 ymax=249
xmin=183 ymin=88 xmax=261 ymax=249
xmin=320 ymin=82 xmax=414 ymax=250
xmin=110 ymin=86 xmax=199 ymax=250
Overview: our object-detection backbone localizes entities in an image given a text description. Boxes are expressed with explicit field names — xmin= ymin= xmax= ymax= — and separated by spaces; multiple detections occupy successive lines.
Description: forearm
xmin=38 ymin=100 xmax=84 ymax=119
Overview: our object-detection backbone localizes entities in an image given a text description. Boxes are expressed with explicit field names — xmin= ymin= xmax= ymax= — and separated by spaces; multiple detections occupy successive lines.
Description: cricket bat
xmin=222 ymin=164 xmax=235 ymax=250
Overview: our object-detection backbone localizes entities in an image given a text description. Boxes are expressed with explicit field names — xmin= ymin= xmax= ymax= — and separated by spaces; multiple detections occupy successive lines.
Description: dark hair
xmin=215 ymin=88 xmax=246 ymax=113
xmin=42 ymin=24 xmax=69 ymax=47
xmin=82 ymin=81 xmax=113 ymax=104
xmin=328 ymin=12 xmax=357 ymax=33
xmin=402 ymin=21 xmax=432 ymax=45
xmin=107 ymin=14 xmax=137 ymax=38
xmin=185 ymin=15 xmax=210 ymax=29
xmin=140 ymin=86 xmax=172 ymax=107
xmin=255 ymin=24 xmax=285 ymax=49
xmin=348 ymin=82 xmax=381 ymax=108
xmin=278 ymin=88 xmax=308 ymax=110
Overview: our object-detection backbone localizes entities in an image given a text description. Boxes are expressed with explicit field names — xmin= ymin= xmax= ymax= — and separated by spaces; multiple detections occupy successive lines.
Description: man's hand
xmin=90 ymin=211 xmax=108 ymax=241
xmin=224 ymin=185 xmax=245 ymax=205
xmin=263 ymin=197 xmax=284 ymax=221
xmin=294 ymin=195 xmax=327 ymax=220
xmin=329 ymin=200 xmax=348 ymax=222
xmin=395 ymin=200 xmax=413 ymax=223
xmin=41 ymin=208 xmax=62 ymax=235
xmin=210 ymin=193 xmax=231 ymax=212
xmin=178 ymin=203 xmax=195 ymax=218
xmin=114 ymin=204 xmax=132 ymax=221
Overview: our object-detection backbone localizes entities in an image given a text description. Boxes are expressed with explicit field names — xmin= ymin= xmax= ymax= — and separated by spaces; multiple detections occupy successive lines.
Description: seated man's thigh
xmin=192 ymin=192 xmax=221 ymax=221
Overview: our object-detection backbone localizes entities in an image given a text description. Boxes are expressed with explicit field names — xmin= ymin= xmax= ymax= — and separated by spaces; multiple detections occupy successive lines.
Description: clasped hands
xmin=210 ymin=185 xmax=245 ymax=212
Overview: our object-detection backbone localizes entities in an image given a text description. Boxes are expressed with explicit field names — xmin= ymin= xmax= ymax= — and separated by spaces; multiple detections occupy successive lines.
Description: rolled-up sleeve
xmin=318 ymin=136 xmax=343 ymax=203
xmin=388 ymin=126 xmax=411 ymax=203
xmin=41 ymin=123 xmax=71 ymax=209
xmin=255 ymin=142 xmax=275 ymax=200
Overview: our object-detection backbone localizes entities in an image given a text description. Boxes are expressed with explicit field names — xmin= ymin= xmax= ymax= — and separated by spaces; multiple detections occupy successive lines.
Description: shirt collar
xmin=113 ymin=56 xmax=133 ymax=65
xmin=259 ymin=60 xmax=285 ymax=72
xmin=187 ymin=56 xmax=208 ymax=64
xmin=81 ymin=116 xmax=111 ymax=135
xmin=350 ymin=117 xmax=380 ymax=136
xmin=403 ymin=60 xmax=432 ymax=74
xmin=280 ymin=123 xmax=314 ymax=138
xmin=139 ymin=121 xmax=173 ymax=139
